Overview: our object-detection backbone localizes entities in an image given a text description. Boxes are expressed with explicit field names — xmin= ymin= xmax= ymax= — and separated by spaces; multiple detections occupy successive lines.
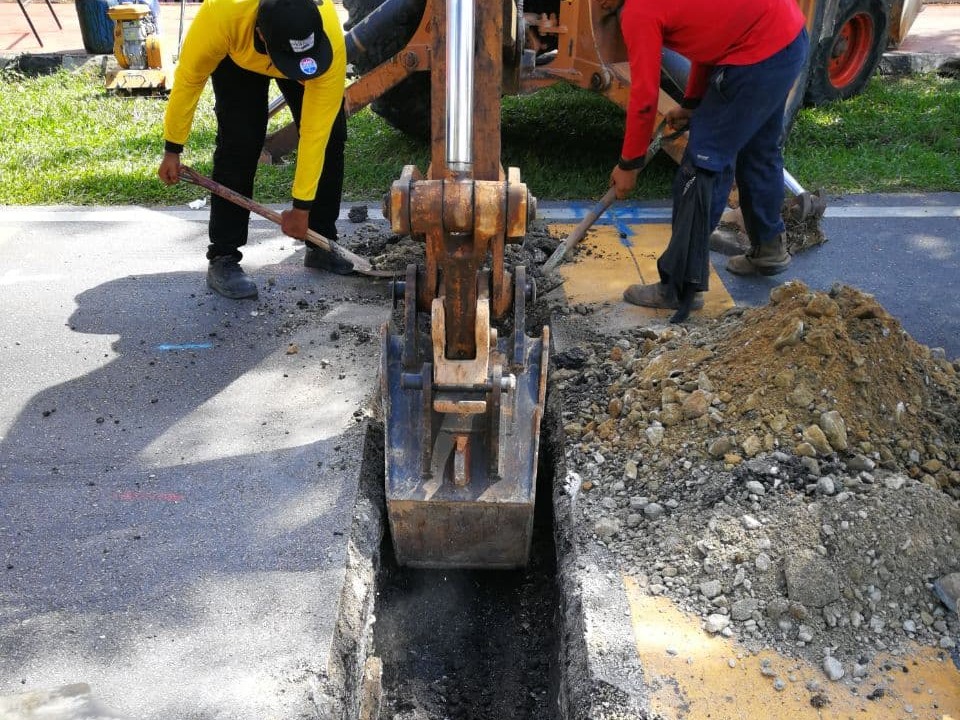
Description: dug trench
xmin=369 ymin=432 xmax=562 ymax=720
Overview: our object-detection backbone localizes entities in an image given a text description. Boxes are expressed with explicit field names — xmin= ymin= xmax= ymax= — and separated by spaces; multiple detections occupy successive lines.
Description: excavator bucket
xmin=381 ymin=266 xmax=548 ymax=569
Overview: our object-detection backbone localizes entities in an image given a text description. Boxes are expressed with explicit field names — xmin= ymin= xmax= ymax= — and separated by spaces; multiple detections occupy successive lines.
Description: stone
xmin=933 ymin=572 xmax=960 ymax=614
xmin=816 ymin=476 xmax=836 ymax=496
xmin=705 ymin=614 xmax=731 ymax=634
xmin=788 ymin=385 xmax=816 ymax=407
xmin=731 ymin=598 xmax=758 ymax=621
xmin=773 ymin=319 xmax=805 ymax=349
xmin=822 ymin=656 xmax=844 ymax=681
xmin=708 ymin=437 xmax=737 ymax=458
xmin=682 ymin=389 xmax=711 ymax=419
xmin=644 ymin=503 xmax=665 ymax=520
xmin=700 ymin=580 xmax=723 ymax=599
xmin=802 ymin=425 xmax=834 ymax=456
xmin=784 ymin=551 xmax=840 ymax=608
xmin=818 ymin=411 xmax=848 ymax=451
xmin=804 ymin=295 xmax=839 ymax=318
xmin=742 ymin=435 xmax=762 ymax=458
xmin=594 ymin=517 xmax=620 ymax=539
xmin=646 ymin=424 xmax=665 ymax=446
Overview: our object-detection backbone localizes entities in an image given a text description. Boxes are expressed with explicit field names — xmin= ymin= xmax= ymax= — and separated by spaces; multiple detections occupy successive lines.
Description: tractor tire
xmin=804 ymin=0 xmax=890 ymax=105
xmin=344 ymin=0 xmax=430 ymax=138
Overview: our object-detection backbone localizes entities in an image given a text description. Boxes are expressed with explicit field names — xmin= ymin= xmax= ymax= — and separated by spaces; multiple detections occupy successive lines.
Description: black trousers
xmin=207 ymin=56 xmax=346 ymax=261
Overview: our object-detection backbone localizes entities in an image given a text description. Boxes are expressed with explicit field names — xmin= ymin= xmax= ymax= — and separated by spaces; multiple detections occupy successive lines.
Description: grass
xmin=1 ymin=64 xmax=958 ymax=206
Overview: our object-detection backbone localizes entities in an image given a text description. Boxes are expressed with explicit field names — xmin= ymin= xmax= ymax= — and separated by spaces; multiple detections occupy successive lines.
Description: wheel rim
xmin=828 ymin=12 xmax=875 ymax=89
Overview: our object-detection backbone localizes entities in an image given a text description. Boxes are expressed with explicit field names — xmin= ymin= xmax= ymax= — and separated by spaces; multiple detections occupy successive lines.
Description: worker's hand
xmin=157 ymin=152 xmax=181 ymax=185
xmin=281 ymin=207 xmax=310 ymax=240
xmin=610 ymin=166 xmax=638 ymax=200
xmin=664 ymin=106 xmax=693 ymax=132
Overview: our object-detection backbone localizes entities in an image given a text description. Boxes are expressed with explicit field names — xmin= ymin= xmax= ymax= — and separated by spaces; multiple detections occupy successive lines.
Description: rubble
xmin=553 ymin=281 xmax=960 ymax=681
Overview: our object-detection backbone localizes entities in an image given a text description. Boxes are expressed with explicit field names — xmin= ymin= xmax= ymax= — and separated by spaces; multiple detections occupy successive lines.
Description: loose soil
xmin=550 ymin=279 xmax=960 ymax=687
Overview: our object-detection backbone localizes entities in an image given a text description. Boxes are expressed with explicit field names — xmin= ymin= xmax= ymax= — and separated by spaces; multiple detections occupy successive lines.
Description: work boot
xmin=207 ymin=256 xmax=258 ymax=299
xmin=304 ymin=242 xmax=354 ymax=275
xmin=623 ymin=282 xmax=704 ymax=310
xmin=726 ymin=233 xmax=791 ymax=276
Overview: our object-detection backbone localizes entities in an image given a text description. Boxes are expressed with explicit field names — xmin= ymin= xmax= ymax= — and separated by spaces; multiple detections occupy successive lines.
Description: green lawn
xmin=1 ymin=64 xmax=957 ymax=206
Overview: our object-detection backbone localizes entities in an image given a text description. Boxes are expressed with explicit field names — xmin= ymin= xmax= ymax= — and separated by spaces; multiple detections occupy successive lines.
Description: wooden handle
xmin=178 ymin=165 xmax=400 ymax=277
xmin=541 ymin=186 xmax=617 ymax=274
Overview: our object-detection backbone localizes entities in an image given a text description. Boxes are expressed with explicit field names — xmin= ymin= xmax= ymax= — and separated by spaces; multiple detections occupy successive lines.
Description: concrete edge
xmin=880 ymin=50 xmax=960 ymax=76
xmin=312 ymin=420 xmax=386 ymax=720
xmin=0 ymin=52 xmax=114 ymax=74
xmin=548 ymin=391 xmax=655 ymax=720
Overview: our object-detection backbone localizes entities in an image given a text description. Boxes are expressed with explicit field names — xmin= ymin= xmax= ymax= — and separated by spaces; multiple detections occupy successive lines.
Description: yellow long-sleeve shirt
xmin=163 ymin=0 xmax=346 ymax=204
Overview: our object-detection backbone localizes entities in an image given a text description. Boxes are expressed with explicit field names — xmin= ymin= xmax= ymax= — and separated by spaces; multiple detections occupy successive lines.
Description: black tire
xmin=344 ymin=0 xmax=431 ymax=138
xmin=804 ymin=0 xmax=890 ymax=106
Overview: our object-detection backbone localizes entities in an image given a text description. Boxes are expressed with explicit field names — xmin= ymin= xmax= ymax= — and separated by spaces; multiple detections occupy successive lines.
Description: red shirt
xmin=619 ymin=0 xmax=805 ymax=162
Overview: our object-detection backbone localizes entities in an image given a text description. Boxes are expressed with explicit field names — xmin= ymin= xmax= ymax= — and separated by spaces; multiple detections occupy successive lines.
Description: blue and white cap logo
xmin=299 ymin=57 xmax=318 ymax=75
xmin=289 ymin=32 xmax=315 ymax=53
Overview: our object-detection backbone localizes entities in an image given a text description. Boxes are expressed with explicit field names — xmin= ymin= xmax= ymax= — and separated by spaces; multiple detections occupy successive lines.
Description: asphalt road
xmin=0 ymin=207 xmax=389 ymax=719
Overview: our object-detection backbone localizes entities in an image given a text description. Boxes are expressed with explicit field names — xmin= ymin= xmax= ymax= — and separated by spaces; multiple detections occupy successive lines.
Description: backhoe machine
xmin=271 ymin=0 xmax=917 ymax=569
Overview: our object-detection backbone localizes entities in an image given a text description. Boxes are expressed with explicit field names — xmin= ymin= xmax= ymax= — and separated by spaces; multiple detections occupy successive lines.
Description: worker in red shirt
xmin=604 ymin=0 xmax=809 ymax=313
xmin=159 ymin=0 xmax=348 ymax=300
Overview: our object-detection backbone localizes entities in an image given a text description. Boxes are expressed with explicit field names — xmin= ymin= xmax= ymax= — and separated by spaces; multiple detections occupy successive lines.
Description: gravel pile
xmin=552 ymin=280 xmax=960 ymax=683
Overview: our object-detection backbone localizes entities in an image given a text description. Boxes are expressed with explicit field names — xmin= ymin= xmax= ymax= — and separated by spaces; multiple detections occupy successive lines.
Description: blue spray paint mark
xmin=612 ymin=219 xmax=636 ymax=247
xmin=156 ymin=342 xmax=213 ymax=351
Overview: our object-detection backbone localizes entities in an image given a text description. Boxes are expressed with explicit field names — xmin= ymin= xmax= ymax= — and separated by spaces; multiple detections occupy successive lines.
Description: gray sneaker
xmin=207 ymin=256 xmax=258 ymax=299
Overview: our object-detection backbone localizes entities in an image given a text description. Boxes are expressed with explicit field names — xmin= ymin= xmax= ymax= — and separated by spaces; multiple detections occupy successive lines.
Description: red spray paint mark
xmin=116 ymin=490 xmax=185 ymax=502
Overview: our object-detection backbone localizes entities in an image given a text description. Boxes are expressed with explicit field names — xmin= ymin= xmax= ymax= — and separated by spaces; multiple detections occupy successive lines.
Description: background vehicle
xmin=339 ymin=0 xmax=923 ymax=141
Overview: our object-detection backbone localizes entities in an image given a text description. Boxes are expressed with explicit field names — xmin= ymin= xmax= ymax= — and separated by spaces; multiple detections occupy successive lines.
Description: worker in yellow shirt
xmin=158 ymin=0 xmax=348 ymax=299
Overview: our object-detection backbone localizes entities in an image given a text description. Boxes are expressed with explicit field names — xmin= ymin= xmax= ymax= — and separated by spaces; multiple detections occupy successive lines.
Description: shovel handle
xmin=179 ymin=165 xmax=334 ymax=252
xmin=541 ymin=186 xmax=618 ymax=274
xmin=178 ymin=165 xmax=400 ymax=277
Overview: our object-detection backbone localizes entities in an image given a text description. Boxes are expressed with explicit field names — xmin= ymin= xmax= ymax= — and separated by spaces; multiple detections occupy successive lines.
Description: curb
xmin=880 ymin=50 xmax=960 ymax=75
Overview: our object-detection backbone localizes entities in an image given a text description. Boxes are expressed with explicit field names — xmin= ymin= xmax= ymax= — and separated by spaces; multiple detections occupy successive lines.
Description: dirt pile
xmin=552 ymin=281 xmax=960 ymax=680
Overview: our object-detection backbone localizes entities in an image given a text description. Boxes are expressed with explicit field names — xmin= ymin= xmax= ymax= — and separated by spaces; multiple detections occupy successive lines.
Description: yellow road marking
xmin=623 ymin=576 xmax=960 ymax=719
xmin=553 ymin=223 xmax=734 ymax=317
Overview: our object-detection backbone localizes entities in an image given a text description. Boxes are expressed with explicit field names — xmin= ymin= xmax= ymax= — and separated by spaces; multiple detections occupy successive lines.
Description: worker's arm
xmin=289 ymin=70 xmax=345 ymax=207
xmin=160 ymin=2 xmax=229 ymax=172
xmin=609 ymin=5 xmax=664 ymax=198
xmin=683 ymin=61 xmax=710 ymax=105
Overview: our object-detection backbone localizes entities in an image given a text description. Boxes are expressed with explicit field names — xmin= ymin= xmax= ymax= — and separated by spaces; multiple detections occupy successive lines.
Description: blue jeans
xmin=681 ymin=28 xmax=809 ymax=246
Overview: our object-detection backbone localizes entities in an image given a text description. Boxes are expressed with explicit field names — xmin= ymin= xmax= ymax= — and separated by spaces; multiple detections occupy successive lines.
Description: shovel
xmin=541 ymin=186 xmax=617 ymax=274
xmin=541 ymin=119 xmax=680 ymax=274
xmin=179 ymin=166 xmax=400 ymax=278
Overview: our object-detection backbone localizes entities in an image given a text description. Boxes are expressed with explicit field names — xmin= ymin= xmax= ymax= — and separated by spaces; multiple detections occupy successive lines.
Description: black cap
xmin=256 ymin=0 xmax=332 ymax=81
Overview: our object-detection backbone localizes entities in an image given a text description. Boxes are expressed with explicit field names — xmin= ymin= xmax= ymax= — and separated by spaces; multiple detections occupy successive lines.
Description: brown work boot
xmin=726 ymin=233 xmax=791 ymax=276
xmin=623 ymin=282 xmax=704 ymax=310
